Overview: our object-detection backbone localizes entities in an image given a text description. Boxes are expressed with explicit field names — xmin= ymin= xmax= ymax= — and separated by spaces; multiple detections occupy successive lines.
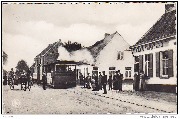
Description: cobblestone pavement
xmin=2 ymin=84 xmax=177 ymax=114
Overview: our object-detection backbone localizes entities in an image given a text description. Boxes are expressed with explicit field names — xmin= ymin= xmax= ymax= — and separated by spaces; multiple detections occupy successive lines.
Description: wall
xmin=95 ymin=33 xmax=134 ymax=79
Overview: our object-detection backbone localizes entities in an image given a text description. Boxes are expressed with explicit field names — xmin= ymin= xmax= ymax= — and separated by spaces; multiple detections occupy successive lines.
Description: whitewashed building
xmin=130 ymin=4 xmax=177 ymax=93
xmin=88 ymin=31 xmax=134 ymax=82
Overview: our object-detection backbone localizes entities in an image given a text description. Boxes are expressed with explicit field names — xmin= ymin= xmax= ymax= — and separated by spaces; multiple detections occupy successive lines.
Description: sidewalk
xmin=75 ymin=86 xmax=177 ymax=113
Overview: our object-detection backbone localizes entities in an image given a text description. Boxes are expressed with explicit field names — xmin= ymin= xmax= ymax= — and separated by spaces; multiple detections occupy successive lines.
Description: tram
xmin=45 ymin=60 xmax=77 ymax=88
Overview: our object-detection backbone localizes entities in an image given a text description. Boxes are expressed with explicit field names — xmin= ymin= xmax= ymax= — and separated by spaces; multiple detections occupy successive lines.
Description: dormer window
xmin=117 ymin=51 xmax=124 ymax=60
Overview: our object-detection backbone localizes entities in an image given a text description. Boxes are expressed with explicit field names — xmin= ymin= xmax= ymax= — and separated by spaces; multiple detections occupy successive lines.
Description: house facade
xmin=88 ymin=31 xmax=134 ymax=85
xmin=130 ymin=4 xmax=177 ymax=93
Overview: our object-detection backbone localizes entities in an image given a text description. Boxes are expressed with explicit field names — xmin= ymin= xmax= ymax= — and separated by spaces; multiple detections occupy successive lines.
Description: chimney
xmin=104 ymin=33 xmax=110 ymax=38
xmin=165 ymin=4 xmax=175 ymax=13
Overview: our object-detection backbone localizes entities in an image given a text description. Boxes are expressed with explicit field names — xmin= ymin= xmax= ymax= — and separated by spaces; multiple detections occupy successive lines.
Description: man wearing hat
xmin=118 ymin=70 xmax=123 ymax=91
xmin=102 ymin=71 xmax=107 ymax=94
xmin=98 ymin=72 xmax=102 ymax=90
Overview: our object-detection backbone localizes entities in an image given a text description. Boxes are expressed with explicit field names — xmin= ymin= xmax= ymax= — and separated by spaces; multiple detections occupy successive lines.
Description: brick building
xmin=33 ymin=40 xmax=62 ymax=81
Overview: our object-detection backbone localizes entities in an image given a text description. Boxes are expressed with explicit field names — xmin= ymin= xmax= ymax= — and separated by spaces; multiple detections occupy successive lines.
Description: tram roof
xmin=44 ymin=60 xmax=90 ymax=66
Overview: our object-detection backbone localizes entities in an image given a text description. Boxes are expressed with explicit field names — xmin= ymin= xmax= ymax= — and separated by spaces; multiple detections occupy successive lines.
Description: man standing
xmin=42 ymin=72 xmax=47 ymax=90
xmin=118 ymin=70 xmax=123 ymax=91
xmin=113 ymin=71 xmax=118 ymax=90
xmin=8 ymin=68 xmax=14 ymax=85
xmin=79 ymin=72 xmax=83 ymax=85
xmin=26 ymin=69 xmax=31 ymax=88
xmin=102 ymin=71 xmax=107 ymax=94
xmin=94 ymin=74 xmax=99 ymax=91
xmin=139 ymin=70 xmax=145 ymax=91
xmin=108 ymin=75 xmax=113 ymax=90
xmin=133 ymin=72 xmax=140 ymax=91
xmin=98 ymin=72 xmax=102 ymax=90
xmin=86 ymin=73 xmax=91 ymax=89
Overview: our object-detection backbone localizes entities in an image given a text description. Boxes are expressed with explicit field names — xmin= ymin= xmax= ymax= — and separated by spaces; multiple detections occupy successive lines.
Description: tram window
xmin=67 ymin=65 xmax=76 ymax=72
xmin=55 ymin=64 xmax=76 ymax=73
xmin=56 ymin=65 xmax=67 ymax=72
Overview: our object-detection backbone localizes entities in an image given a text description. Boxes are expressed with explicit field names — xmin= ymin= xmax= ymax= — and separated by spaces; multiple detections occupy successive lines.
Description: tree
xmin=3 ymin=51 xmax=8 ymax=65
xmin=15 ymin=60 xmax=29 ymax=76
xmin=63 ymin=41 xmax=83 ymax=52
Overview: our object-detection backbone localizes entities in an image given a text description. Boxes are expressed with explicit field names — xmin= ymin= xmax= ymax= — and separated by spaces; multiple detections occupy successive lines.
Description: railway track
xmin=67 ymin=88 xmax=175 ymax=114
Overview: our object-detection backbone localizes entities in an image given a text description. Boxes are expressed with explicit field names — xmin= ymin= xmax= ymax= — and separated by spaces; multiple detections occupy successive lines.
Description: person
xmin=86 ymin=73 xmax=91 ymax=89
xmin=139 ymin=70 xmax=146 ymax=91
xmin=118 ymin=70 xmax=123 ymax=91
xmin=83 ymin=75 xmax=86 ymax=88
xmin=26 ymin=69 xmax=31 ymax=88
xmin=8 ymin=68 xmax=14 ymax=85
xmin=108 ymin=75 xmax=113 ymax=90
xmin=20 ymin=71 xmax=27 ymax=91
xmin=94 ymin=74 xmax=99 ymax=91
xmin=3 ymin=73 xmax=7 ymax=85
xmin=119 ymin=74 xmax=123 ymax=91
xmin=9 ymin=68 xmax=14 ymax=77
xmin=91 ymin=78 xmax=96 ymax=91
xmin=98 ymin=72 xmax=102 ymax=90
xmin=133 ymin=72 xmax=140 ymax=91
xmin=102 ymin=71 xmax=107 ymax=94
xmin=79 ymin=72 xmax=83 ymax=85
xmin=113 ymin=71 xmax=118 ymax=90
xmin=42 ymin=72 xmax=47 ymax=90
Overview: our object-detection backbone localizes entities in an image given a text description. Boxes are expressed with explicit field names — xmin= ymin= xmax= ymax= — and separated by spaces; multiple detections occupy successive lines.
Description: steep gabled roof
xmin=35 ymin=42 xmax=58 ymax=58
xmin=133 ymin=9 xmax=176 ymax=47
xmin=87 ymin=32 xmax=118 ymax=59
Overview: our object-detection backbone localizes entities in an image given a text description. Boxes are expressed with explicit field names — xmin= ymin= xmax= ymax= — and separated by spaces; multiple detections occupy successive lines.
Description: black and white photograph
xmin=1 ymin=1 xmax=177 ymax=117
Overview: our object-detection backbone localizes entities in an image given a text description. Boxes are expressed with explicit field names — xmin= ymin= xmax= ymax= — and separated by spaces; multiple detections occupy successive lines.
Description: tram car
xmin=45 ymin=60 xmax=77 ymax=89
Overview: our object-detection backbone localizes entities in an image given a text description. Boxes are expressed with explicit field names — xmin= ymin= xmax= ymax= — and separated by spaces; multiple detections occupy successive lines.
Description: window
xmin=162 ymin=51 xmax=169 ymax=76
xmin=117 ymin=51 xmax=124 ymax=60
xmin=145 ymin=54 xmax=150 ymax=76
xmin=125 ymin=67 xmax=131 ymax=78
xmin=134 ymin=56 xmax=139 ymax=72
xmin=156 ymin=50 xmax=173 ymax=78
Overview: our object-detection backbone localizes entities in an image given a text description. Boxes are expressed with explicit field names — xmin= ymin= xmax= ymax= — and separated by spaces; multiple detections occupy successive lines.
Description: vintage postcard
xmin=1 ymin=1 xmax=178 ymax=118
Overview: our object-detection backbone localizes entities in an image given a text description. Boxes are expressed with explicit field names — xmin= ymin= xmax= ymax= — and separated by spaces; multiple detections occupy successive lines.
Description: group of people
xmin=133 ymin=70 xmax=147 ymax=91
xmin=3 ymin=68 xmax=16 ymax=86
xmin=82 ymin=70 xmax=123 ymax=94
xmin=3 ymin=68 xmax=33 ymax=91
xmin=3 ymin=68 xmax=47 ymax=91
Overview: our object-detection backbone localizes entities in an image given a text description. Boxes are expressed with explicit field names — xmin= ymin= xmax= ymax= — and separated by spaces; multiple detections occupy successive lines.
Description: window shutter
xmin=149 ymin=53 xmax=153 ymax=77
xmin=139 ymin=55 xmax=143 ymax=72
xmin=121 ymin=52 xmax=124 ymax=60
xmin=168 ymin=50 xmax=173 ymax=77
xmin=156 ymin=52 xmax=160 ymax=77
xmin=134 ymin=64 xmax=137 ymax=72
xmin=117 ymin=51 xmax=120 ymax=60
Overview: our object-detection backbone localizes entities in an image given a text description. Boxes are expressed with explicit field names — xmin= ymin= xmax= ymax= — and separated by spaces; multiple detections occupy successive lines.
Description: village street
xmin=3 ymin=84 xmax=177 ymax=114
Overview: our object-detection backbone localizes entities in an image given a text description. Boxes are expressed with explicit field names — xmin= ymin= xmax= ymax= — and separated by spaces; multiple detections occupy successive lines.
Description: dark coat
xmin=108 ymin=78 xmax=112 ymax=84
xmin=102 ymin=75 xmax=107 ymax=84
xmin=42 ymin=75 xmax=47 ymax=84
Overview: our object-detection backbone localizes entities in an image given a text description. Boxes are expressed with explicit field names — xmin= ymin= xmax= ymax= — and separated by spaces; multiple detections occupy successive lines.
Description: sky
xmin=2 ymin=2 xmax=166 ymax=71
